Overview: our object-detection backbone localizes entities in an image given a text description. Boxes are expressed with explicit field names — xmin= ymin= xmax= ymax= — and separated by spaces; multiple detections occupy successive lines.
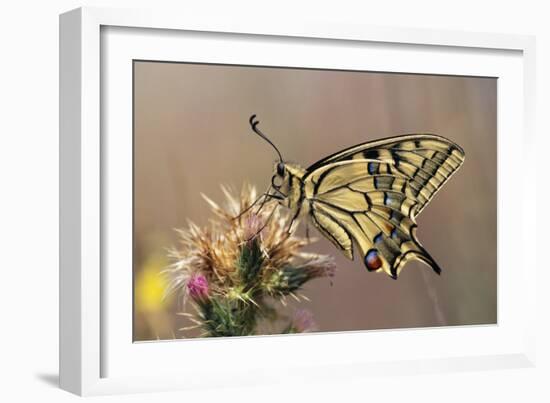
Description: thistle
xmin=284 ymin=309 xmax=318 ymax=334
xmin=166 ymin=184 xmax=336 ymax=337
xmin=186 ymin=273 xmax=210 ymax=302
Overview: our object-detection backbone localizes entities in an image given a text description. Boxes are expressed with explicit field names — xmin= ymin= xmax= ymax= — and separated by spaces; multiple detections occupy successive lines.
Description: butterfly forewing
xmin=307 ymin=134 xmax=465 ymax=217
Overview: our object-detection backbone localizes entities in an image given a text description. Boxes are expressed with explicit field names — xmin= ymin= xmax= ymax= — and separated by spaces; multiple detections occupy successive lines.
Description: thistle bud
xmin=187 ymin=273 xmax=209 ymax=302
xmin=285 ymin=309 xmax=318 ymax=333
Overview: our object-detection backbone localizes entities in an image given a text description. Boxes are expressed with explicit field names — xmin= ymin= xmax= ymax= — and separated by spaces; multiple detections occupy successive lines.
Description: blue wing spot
xmin=390 ymin=228 xmax=402 ymax=246
xmin=384 ymin=193 xmax=403 ymax=210
xmin=384 ymin=192 xmax=390 ymax=205
xmin=368 ymin=162 xmax=377 ymax=175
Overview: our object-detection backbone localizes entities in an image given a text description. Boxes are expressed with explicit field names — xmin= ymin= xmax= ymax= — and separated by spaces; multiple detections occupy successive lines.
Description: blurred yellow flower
xmin=135 ymin=254 xmax=172 ymax=313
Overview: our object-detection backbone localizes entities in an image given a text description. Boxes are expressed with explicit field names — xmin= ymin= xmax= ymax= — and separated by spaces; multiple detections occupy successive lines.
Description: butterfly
xmin=247 ymin=115 xmax=465 ymax=279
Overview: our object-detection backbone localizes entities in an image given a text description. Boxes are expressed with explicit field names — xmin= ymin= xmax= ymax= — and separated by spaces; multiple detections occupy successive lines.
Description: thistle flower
xmin=243 ymin=213 xmax=263 ymax=244
xmin=264 ymin=254 xmax=336 ymax=297
xmin=166 ymin=184 xmax=336 ymax=337
xmin=186 ymin=273 xmax=209 ymax=302
xmin=293 ymin=309 xmax=318 ymax=332
xmin=285 ymin=309 xmax=318 ymax=333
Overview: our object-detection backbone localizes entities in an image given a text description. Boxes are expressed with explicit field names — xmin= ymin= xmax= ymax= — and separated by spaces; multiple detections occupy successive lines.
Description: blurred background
xmin=133 ymin=61 xmax=496 ymax=341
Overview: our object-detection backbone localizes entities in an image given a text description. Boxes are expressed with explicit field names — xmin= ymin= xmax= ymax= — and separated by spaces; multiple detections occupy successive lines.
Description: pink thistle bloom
xmin=187 ymin=273 xmax=209 ymax=302
xmin=291 ymin=309 xmax=318 ymax=333
xmin=243 ymin=213 xmax=264 ymax=243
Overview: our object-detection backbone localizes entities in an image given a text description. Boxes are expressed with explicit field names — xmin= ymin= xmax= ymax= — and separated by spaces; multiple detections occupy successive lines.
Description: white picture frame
xmin=59 ymin=6 xmax=537 ymax=396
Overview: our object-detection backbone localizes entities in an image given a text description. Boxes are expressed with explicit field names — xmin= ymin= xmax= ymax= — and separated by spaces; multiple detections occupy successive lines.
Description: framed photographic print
xmin=60 ymin=7 xmax=537 ymax=396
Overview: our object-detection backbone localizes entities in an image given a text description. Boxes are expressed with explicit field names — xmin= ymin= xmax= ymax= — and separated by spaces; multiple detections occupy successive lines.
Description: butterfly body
xmin=270 ymin=134 xmax=465 ymax=279
xmin=275 ymin=163 xmax=306 ymax=211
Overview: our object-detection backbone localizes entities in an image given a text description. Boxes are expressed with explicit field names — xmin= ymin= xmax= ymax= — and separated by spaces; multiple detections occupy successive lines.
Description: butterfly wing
xmin=303 ymin=135 xmax=465 ymax=278
xmin=306 ymin=134 xmax=465 ymax=217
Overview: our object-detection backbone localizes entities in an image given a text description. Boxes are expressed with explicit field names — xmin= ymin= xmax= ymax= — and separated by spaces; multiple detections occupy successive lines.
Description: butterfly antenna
xmin=232 ymin=193 xmax=266 ymax=220
xmin=249 ymin=114 xmax=284 ymax=163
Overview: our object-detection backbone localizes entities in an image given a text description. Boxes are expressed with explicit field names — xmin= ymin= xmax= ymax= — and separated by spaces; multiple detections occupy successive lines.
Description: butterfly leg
xmin=286 ymin=206 xmax=302 ymax=236
xmin=233 ymin=190 xmax=282 ymax=220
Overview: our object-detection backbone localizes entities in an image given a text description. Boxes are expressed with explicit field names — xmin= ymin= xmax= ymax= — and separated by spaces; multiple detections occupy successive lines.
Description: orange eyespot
xmin=365 ymin=249 xmax=382 ymax=271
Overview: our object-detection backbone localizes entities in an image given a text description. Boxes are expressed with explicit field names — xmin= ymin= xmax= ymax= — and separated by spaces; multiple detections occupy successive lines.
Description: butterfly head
xmin=276 ymin=161 xmax=285 ymax=177
xmin=272 ymin=162 xmax=308 ymax=210
xmin=271 ymin=161 xmax=288 ymax=195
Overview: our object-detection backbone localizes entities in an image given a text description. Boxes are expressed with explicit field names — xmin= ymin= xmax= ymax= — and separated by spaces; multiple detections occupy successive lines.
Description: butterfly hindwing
xmin=310 ymin=207 xmax=354 ymax=260
xmin=303 ymin=134 xmax=464 ymax=278
xmin=310 ymin=182 xmax=440 ymax=278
